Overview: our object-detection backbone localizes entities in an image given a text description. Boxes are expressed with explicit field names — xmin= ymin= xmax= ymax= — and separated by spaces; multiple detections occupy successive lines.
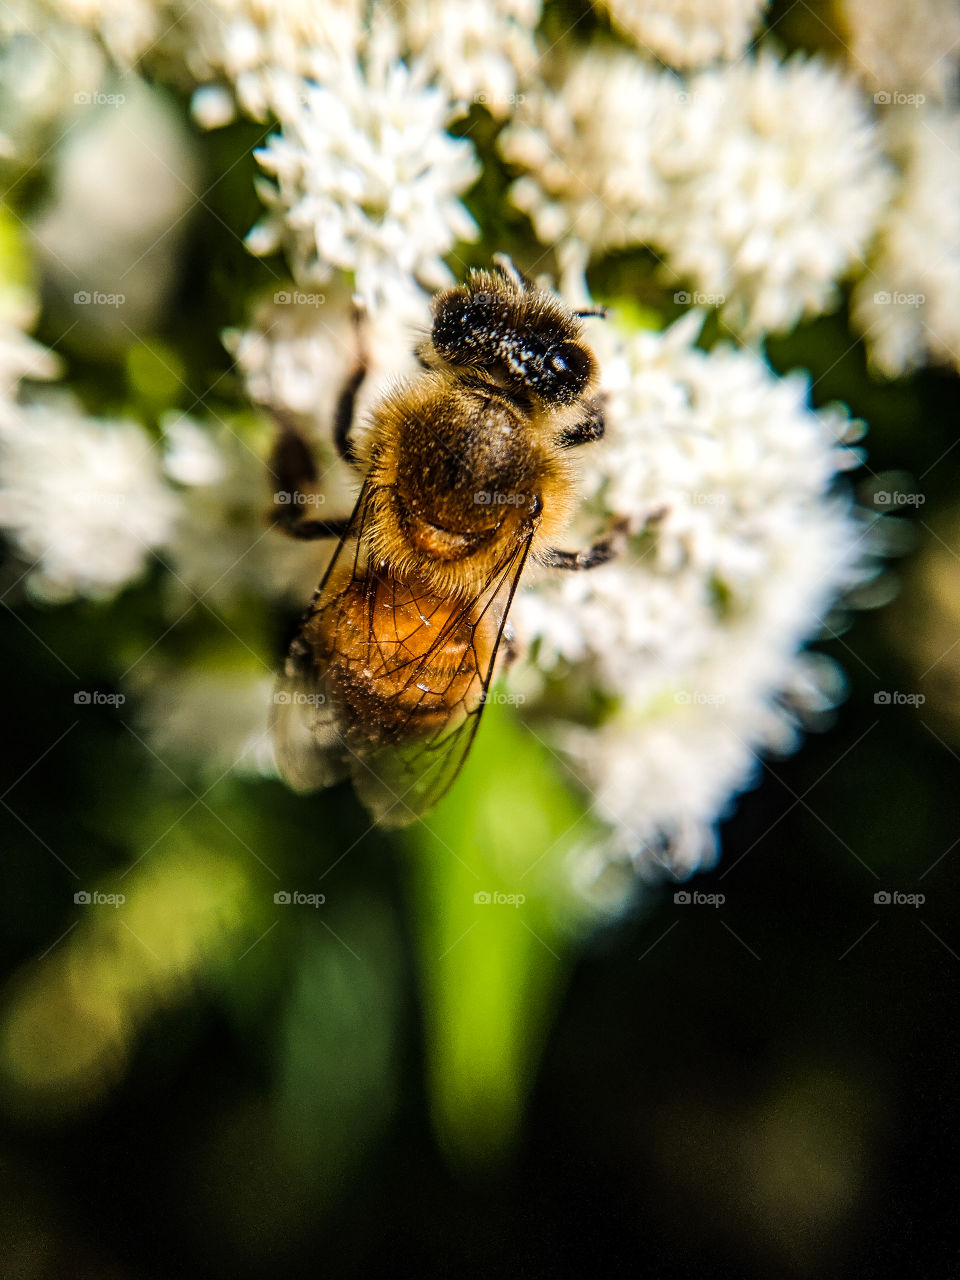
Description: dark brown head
xmin=429 ymin=268 xmax=596 ymax=407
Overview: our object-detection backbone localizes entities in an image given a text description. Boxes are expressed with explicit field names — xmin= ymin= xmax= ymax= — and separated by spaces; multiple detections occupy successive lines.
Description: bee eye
xmin=542 ymin=341 xmax=592 ymax=403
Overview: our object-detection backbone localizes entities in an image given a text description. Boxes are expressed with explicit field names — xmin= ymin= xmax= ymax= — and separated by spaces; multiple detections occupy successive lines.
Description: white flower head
xmin=657 ymin=52 xmax=893 ymax=337
xmin=222 ymin=283 xmax=430 ymax=438
xmin=513 ymin=308 xmax=871 ymax=883
xmin=499 ymin=50 xmax=674 ymax=255
xmin=180 ymin=0 xmax=363 ymax=124
xmin=247 ymin=29 xmax=480 ymax=310
xmin=159 ymin=413 xmax=326 ymax=613
xmin=48 ymin=0 xmax=161 ymax=66
xmin=0 ymin=307 xmax=61 ymax=410
xmin=0 ymin=397 xmax=178 ymax=603
xmin=851 ymin=108 xmax=960 ymax=378
xmin=837 ymin=0 xmax=960 ymax=104
xmin=599 ymin=0 xmax=769 ymax=70
xmin=0 ymin=0 xmax=106 ymax=164
xmin=400 ymin=0 xmax=542 ymax=118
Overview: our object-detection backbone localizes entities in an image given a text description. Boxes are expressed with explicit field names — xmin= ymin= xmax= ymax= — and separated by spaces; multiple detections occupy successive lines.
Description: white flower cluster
xmin=0 ymin=395 xmax=177 ymax=603
xmin=600 ymin=0 xmax=769 ymax=69
xmin=247 ymin=29 xmax=480 ymax=309
xmin=158 ymin=413 xmax=325 ymax=612
xmin=178 ymin=0 xmax=363 ymax=125
xmin=222 ymin=287 xmax=429 ymax=435
xmin=401 ymin=0 xmax=542 ymax=118
xmin=0 ymin=1 xmax=105 ymax=165
xmin=837 ymin=0 xmax=960 ymax=103
xmin=500 ymin=50 xmax=673 ymax=253
xmin=0 ymin=280 xmax=176 ymax=604
xmin=656 ymin=53 xmax=892 ymax=337
xmin=514 ymin=310 xmax=869 ymax=882
xmin=851 ymin=108 xmax=960 ymax=377
xmin=503 ymin=49 xmax=892 ymax=337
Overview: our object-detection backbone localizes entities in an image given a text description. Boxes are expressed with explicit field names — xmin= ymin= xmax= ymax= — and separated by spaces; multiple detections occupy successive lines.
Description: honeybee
xmin=270 ymin=257 xmax=619 ymax=827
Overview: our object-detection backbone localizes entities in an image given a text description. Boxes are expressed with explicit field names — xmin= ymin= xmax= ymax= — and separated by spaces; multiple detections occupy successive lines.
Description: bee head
xmin=430 ymin=273 xmax=596 ymax=407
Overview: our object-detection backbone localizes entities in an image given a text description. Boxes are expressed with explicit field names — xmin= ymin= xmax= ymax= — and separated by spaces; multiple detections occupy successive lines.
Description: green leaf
xmin=402 ymin=700 xmax=602 ymax=1167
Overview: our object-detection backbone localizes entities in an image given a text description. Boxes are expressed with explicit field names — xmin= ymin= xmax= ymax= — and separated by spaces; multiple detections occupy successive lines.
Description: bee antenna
xmin=574 ymin=306 xmax=607 ymax=319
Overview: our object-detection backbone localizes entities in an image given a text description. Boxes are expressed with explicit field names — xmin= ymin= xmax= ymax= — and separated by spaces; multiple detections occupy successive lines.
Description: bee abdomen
xmin=311 ymin=570 xmax=496 ymax=745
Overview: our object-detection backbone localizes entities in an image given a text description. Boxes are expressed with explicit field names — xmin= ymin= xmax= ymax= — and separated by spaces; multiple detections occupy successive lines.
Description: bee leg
xmin=333 ymin=303 xmax=370 ymax=471
xmin=281 ymin=516 xmax=354 ymax=541
xmin=333 ymin=365 xmax=365 ymax=469
xmin=539 ymin=517 xmax=629 ymax=570
xmin=539 ymin=543 xmax=615 ymax=570
xmin=267 ymin=414 xmax=353 ymax=540
xmin=267 ymin=410 xmax=322 ymax=528
xmin=556 ymin=396 xmax=605 ymax=449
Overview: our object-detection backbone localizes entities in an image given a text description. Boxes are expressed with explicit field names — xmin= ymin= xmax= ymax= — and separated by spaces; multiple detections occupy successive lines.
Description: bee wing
xmin=270 ymin=484 xmax=372 ymax=793
xmin=272 ymin=480 xmax=535 ymax=826
xmin=350 ymin=531 xmax=535 ymax=828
